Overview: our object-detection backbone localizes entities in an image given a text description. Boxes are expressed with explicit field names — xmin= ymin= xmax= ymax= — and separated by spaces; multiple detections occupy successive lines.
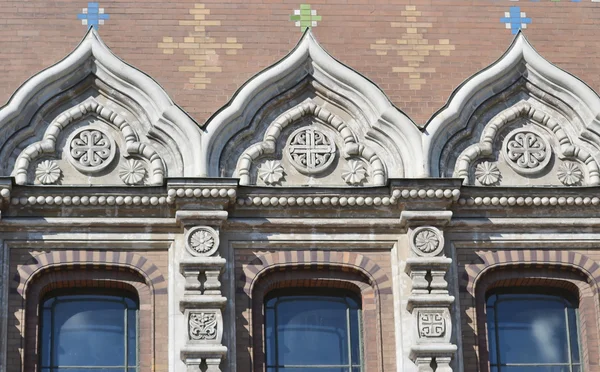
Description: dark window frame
xmin=485 ymin=287 xmax=583 ymax=372
xmin=39 ymin=288 xmax=140 ymax=371
xmin=264 ymin=288 xmax=364 ymax=372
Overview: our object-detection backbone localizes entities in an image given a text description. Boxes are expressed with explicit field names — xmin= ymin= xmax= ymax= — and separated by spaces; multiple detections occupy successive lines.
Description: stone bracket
xmin=181 ymin=345 xmax=227 ymax=372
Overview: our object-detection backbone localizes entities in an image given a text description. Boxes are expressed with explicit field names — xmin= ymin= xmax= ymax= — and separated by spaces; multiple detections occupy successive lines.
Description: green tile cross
xmin=290 ymin=4 xmax=322 ymax=32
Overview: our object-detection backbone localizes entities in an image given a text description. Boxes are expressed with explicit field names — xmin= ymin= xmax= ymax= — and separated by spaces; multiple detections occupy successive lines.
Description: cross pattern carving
xmin=287 ymin=127 xmax=336 ymax=174
xmin=70 ymin=130 xmax=112 ymax=168
xmin=418 ymin=311 xmax=445 ymax=338
xmin=506 ymin=131 xmax=547 ymax=169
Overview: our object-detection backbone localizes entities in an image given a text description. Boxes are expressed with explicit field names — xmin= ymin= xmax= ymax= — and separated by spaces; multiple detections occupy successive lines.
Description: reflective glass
xmin=265 ymin=291 xmax=362 ymax=371
xmin=40 ymin=292 xmax=138 ymax=370
xmin=486 ymin=290 xmax=582 ymax=371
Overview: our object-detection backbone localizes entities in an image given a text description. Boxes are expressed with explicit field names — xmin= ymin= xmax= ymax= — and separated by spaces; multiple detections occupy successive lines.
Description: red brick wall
xmin=1 ymin=1 xmax=599 ymax=125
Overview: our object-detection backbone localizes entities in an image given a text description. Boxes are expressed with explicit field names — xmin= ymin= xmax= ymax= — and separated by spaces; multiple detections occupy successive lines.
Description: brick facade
xmin=1 ymin=1 xmax=599 ymax=124
xmin=2 ymin=1 xmax=600 ymax=371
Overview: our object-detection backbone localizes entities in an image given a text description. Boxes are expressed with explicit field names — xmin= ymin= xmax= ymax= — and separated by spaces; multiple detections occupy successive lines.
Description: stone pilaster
xmin=176 ymin=212 xmax=228 ymax=372
xmin=402 ymin=211 xmax=457 ymax=371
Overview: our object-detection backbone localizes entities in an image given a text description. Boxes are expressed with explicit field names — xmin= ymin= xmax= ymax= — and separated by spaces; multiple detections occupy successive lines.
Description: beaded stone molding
xmin=12 ymin=97 xmax=165 ymax=185
xmin=235 ymin=188 xmax=460 ymax=208
xmin=457 ymin=195 xmax=600 ymax=207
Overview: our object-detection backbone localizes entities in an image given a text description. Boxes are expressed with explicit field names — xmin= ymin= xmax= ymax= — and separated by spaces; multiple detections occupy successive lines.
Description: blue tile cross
xmin=77 ymin=2 xmax=110 ymax=30
xmin=500 ymin=6 xmax=531 ymax=35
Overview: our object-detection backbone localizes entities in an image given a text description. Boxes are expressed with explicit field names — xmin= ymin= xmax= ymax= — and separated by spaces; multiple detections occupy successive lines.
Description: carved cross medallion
xmin=286 ymin=127 xmax=336 ymax=174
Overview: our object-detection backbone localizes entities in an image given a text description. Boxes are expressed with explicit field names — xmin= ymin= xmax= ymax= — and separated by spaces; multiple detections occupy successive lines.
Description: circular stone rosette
xmin=409 ymin=226 xmax=444 ymax=257
xmin=501 ymin=128 xmax=552 ymax=175
xmin=66 ymin=127 xmax=116 ymax=173
xmin=185 ymin=226 xmax=220 ymax=257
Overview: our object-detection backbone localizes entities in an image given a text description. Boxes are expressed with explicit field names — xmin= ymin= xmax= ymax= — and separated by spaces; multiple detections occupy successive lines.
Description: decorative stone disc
xmin=67 ymin=127 xmax=116 ymax=173
xmin=185 ymin=226 xmax=220 ymax=256
xmin=285 ymin=127 xmax=336 ymax=175
xmin=502 ymin=128 xmax=551 ymax=175
xmin=409 ymin=226 xmax=444 ymax=257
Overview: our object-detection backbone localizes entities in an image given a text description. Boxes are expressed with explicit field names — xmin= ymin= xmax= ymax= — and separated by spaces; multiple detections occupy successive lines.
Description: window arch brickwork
xmin=6 ymin=250 xmax=168 ymax=372
xmin=236 ymin=250 xmax=395 ymax=372
xmin=460 ymin=250 xmax=600 ymax=372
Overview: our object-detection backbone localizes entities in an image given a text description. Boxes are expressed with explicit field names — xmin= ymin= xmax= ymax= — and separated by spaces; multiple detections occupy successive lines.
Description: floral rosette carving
xmin=119 ymin=159 xmax=146 ymax=185
xmin=35 ymin=160 xmax=62 ymax=185
xmin=185 ymin=226 xmax=220 ymax=257
xmin=557 ymin=161 xmax=583 ymax=186
xmin=410 ymin=226 xmax=444 ymax=257
xmin=474 ymin=161 xmax=500 ymax=186
xmin=342 ymin=160 xmax=367 ymax=185
xmin=258 ymin=160 xmax=285 ymax=185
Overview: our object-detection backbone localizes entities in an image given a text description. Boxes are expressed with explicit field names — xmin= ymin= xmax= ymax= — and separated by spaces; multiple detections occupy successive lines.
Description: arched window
xmin=486 ymin=288 xmax=582 ymax=372
xmin=264 ymin=289 xmax=363 ymax=372
xmin=39 ymin=289 xmax=139 ymax=371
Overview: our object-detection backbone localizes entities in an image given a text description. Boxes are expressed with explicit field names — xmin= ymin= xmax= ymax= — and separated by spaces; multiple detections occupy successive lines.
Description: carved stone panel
xmin=187 ymin=310 xmax=223 ymax=344
xmin=415 ymin=308 xmax=451 ymax=343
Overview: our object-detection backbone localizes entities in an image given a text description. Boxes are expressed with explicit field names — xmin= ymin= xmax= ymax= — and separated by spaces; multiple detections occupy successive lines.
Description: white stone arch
xmin=0 ymin=28 xmax=201 ymax=179
xmin=202 ymin=30 xmax=421 ymax=179
xmin=235 ymin=100 xmax=386 ymax=185
xmin=453 ymin=101 xmax=600 ymax=185
xmin=13 ymin=97 xmax=165 ymax=185
xmin=424 ymin=32 xmax=600 ymax=179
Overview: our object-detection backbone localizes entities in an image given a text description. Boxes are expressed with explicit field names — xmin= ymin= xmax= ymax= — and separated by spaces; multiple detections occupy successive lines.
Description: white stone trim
xmin=202 ymin=30 xmax=421 ymax=178
xmin=13 ymin=98 xmax=165 ymax=185
xmin=453 ymin=101 xmax=600 ymax=185
xmin=235 ymin=100 xmax=386 ymax=185
xmin=425 ymin=32 xmax=600 ymax=178
xmin=0 ymin=28 xmax=200 ymax=177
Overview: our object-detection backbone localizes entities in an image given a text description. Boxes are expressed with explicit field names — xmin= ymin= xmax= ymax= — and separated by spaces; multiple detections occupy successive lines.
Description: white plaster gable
xmin=202 ymin=30 xmax=422 ymax=184
xmin=0 ymin=28 xmax=201 ymax=185
xmin=424 ymin=32 xmax=600 ymax=186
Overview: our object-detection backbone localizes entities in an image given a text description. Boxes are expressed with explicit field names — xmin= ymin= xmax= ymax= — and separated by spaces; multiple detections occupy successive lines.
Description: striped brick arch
xmin=463 ymin=250 xmax=600 ymax=295
xmin=14 ymin=250 xmax=167 ymax=295
xmin=241 ymin=250 xmax=393 ymax=296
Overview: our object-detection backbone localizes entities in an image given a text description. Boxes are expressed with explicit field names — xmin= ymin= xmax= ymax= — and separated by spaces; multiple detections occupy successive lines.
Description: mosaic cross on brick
xmin=77 ymin=2 xmax=109 ymax=30
xmin=501 ymin=6 xmax=531 ymax=34
xmin=290 ymin=4 xmax=322 ymax=32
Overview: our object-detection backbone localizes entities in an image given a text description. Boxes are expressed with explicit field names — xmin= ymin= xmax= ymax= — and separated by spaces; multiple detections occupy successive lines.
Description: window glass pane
xmin=494 ymin=295 xmax=570 ymax=365
xmin=53 ymin=297 xmax=126 ymax=366
xmin=54 ymin=369 xmax=127 ymax=372
xmin=275 ymin=297 xmax=349 ymax=366
xmin=568 ymin=306 xmax=581 ymax=364
xmin=487 ymin=290 xmax=582 ymax=372
xmin=40 ymin=292 xmax=138 ymax=369
xmin=278 ymin=369 xmax=347 ymax=372
xmin=265 ymin=308 xmax=276 ymax=366
xmin=40 ymin=307 xmax=52 ymax=367
xmin=501 ymin=366 xmax=570 ymax=372
xmin=349 ymin=308 xmax=361 ymax=365
xmin=486 ymin=303 xmax=497 ymax=365
xmin=127 ymin=307 xmax=137 ymax=366
xmin=265 ymin=291 xmax=362 ymax=370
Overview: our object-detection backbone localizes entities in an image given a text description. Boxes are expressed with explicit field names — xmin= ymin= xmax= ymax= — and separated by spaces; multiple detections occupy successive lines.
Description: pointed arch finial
xmin=201 ymin=29 xmax=421 ymax=179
